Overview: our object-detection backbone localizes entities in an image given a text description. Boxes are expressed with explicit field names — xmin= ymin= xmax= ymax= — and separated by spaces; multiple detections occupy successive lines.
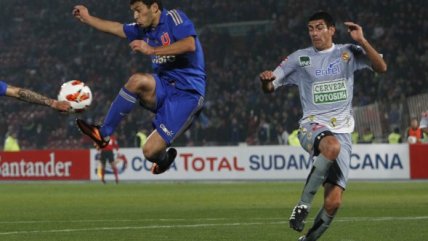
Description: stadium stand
xmin=0 ymin=0 xmax=427 ymax=148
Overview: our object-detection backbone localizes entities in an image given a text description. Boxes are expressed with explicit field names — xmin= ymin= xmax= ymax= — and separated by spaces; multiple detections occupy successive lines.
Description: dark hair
xmin=130 ymin=0 xmax=163 ymax=10
xmin=309 ymin=11 xmax=335 ymax=27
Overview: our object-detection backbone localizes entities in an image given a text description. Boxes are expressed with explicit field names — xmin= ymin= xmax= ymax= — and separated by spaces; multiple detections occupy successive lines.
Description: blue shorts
xmin=298 ymin=122 xmax=352 ymax=189
xmin=0 ymin=81 xmax=8 ymax=96
xmin=150 ymin=74 xmax=204 ymax=145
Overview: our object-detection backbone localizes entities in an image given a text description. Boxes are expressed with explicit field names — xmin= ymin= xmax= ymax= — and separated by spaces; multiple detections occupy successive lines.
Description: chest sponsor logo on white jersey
xmin=315 ymin=58 xmax=341 ymax=77
xmin=312 ymin=79 xmax=348 ymax=104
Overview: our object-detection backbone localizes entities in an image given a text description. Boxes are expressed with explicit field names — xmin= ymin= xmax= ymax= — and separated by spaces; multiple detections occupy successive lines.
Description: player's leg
xmin=110 ymin=160 xmax=119 ymax=184
xmin=299 ymin=133 xmax=351 ymax=241
xmin=101 ymin=73 xmax=156 ymax=138
xmin=290 ymin=123 xmax=340 ymax=232
xmin=100 ymin=153 xmax=107 ymax=184
xmin=77 ymin=73 xmax=156 ymax=148
xmin=146 ymin=84 xmax=204 ymax=174
xmin=142 ymin=130 xmax=177 ymax=174
xmin=299 ymin=134 xmax=340 ymax=205
xmin=301 ymin=184 xmax=343 ymax=241
xmin=105 ymin=151 xmax=119 ymax=184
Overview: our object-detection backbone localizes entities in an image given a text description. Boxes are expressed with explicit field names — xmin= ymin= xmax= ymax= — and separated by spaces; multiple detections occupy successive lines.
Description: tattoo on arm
xmin=17 ymin=88 xmax=54 ymax=107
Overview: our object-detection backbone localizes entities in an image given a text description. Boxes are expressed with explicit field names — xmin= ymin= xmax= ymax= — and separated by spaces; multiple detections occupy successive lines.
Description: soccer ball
xmin=58 ymin=80 xmax=92 ymax=112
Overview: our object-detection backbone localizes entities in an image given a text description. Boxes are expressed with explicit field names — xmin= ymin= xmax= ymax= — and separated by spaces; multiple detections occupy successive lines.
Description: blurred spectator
xmin=420 ymin=111 xmax=428 ymax=135
xmin=276 ymin=125 xmax=289 ymax=145
xmin=135 ymin=128 xmax=148 ymax=148
xmin=3 ymin=128 xmax=20 ymax=151
xmin=406 ymin=118 xmax=423 ymax=144
xmin=387 ymin=127 xmax=401 ymax=144
xmin=360 ymin=127 xmax=375 ymax=143
xmin=351 ymin=131 xmax=359 ymax=144
xmin=288 ymin=129 xmax=300 ymax=147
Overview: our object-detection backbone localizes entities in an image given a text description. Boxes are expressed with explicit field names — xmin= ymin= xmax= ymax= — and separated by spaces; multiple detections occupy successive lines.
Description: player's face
xmin=308 ymin=20 xmax=335 ymax=51
xmin=131 ymin=2 xmax=159 ymax=28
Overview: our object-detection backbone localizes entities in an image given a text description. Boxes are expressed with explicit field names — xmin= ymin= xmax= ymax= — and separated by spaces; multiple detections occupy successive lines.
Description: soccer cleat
xmin=298 ymin=236 xmax=307 ymax=241
xmin=289 ymin=204 xmax=309 ymax=232
xmin=76 ymin=119 xmax=109 ymax=149
xmin=151 ymin=148 xmax=177 ymax=175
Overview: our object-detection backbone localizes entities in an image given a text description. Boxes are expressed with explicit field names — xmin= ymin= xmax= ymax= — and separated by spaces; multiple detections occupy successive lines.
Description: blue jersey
xmin=123 ymin=9 xmax=206 ymax=96
xmin=0 ymin=80 xmax=7 ymax=96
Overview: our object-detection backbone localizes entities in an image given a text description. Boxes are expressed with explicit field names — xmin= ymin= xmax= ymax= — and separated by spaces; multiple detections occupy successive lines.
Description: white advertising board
xmin=90 ymin=144 xmax=409 ymax=181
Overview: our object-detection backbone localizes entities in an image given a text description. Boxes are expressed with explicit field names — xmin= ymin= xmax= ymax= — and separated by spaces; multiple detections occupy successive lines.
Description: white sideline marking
xmin=0 ymin=222 xmax=283 ymax=235
xmin=0 ymin=216 xmax=427 ymax=236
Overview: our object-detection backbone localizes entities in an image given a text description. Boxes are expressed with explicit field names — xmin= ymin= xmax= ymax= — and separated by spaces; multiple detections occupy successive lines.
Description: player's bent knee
xmin=325 ymin=199 xmax=341 ymax=215
xmin=125 ymin=73 xmax=154 ymax=92
xmin=142 ymin=143 xmax=165 ymax=162
xmin=320 ymin=136 xmax=341 ymax=160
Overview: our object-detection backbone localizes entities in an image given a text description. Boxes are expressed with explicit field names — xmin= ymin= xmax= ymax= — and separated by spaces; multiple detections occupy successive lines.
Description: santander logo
xmin=0 ymin=153 xmax=72 ymax=178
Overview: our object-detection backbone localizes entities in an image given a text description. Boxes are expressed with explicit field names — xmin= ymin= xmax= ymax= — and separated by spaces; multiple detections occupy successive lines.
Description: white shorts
xmin=298 ymin=122 xmax=352 ymax=189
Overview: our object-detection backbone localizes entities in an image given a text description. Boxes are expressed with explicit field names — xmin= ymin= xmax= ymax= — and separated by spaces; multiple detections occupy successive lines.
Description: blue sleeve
xmin=0 ymin=81 xmax=8 ymax=96
xmin=123 ymin=23 xmax=141 ymax=42
xmin=166 ymin=10 xmax=197 ymax=40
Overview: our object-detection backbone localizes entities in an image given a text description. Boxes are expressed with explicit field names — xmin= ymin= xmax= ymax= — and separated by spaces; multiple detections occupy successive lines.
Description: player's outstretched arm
xmin=72 ymin=5 xmax=126 ymax=38
xmin=6 ymin=85 xmax=71 ymax=112
xmin=344 ymin=22 xmax=387 ymax=73
xmin=130 ymin=36 xmax=196 ymax=56
xmin=259 ymin=71 xmax=276 ymax=94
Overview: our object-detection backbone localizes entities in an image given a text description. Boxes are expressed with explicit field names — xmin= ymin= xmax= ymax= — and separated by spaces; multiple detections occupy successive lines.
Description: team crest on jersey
xmin=161 ymin=32 xmax=171 ymax=46
xmin=342 ymin=51 xmax=350 ymax=62
xmin=299 ymin=56 xmax=311 ymax=67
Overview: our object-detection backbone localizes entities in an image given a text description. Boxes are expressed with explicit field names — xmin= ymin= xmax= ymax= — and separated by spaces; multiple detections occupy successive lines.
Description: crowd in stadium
xmin=0 ymin=0 xmax=427 ymax=149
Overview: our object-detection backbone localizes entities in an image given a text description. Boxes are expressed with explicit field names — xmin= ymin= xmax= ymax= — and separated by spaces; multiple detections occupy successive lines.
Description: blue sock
xmin=100 ymin=87 xmax=137 ymax=138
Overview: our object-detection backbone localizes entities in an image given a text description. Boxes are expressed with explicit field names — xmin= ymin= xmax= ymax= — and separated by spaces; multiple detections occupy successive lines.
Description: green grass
xmin=0 ymin=181 xmax=427 ymax=241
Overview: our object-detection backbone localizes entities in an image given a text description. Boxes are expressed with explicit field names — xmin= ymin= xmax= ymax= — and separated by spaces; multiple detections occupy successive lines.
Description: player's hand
xmin=129 ymin=40 xmax=155 ymax=55
xmin=51 ymin=100 xmax=72 ymax=112
xmin=344 ymin=22 xmax=366 ymax=44
xmin=72 ymin=5 xmax=91 ymax=23
xmin=259 ymin=71 xmax=276 ymax=83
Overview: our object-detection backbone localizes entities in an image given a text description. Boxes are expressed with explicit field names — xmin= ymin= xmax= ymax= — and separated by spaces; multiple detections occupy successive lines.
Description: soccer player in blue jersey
xmin=260 ymin=11 xmax=386 ymax=241
xmin=0 ymin=80 xmax=70 ymax=111
xmin=72 ymin=0 xmax=205 ymax=174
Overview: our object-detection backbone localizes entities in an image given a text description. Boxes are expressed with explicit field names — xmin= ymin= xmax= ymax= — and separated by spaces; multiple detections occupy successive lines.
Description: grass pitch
xmin=0 ymin=181 xmax=427 ymax=241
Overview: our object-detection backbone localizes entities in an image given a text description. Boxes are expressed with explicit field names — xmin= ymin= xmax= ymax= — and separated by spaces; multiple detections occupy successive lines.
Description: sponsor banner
xmin=409 ymin=144 xmax=428 ymax=179
xmin=90 ymin=144 xmax=410 ymax=181
xmin=0 ymin=150 xmax=90 ymax=180
xmin=349 ymin=144 xmax=409 ymax=179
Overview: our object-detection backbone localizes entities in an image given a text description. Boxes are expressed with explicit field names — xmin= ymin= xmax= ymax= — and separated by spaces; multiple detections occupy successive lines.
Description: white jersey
xmin=273 ymin=44 xmax=372 ymax=133
xmin=420 ymin=111 xmax=428 ymax=129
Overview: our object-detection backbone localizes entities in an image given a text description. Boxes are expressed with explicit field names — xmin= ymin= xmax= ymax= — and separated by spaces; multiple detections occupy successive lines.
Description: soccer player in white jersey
xmin=259 ymin=11 xmax=387 ymax=241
